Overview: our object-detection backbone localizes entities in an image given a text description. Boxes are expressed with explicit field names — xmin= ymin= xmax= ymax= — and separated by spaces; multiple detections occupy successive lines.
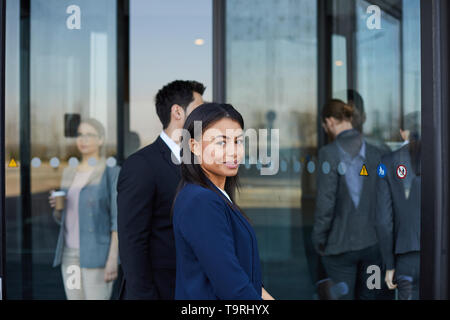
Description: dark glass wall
xmin=1 ymin=0 xmax=448 ymax=300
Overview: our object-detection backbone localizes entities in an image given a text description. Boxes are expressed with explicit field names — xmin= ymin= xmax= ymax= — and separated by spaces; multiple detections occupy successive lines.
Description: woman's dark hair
xmin=173 ymin=103 xmax=249 ymax=220
xmin=347 ymin=90 xmax=366 ymax=133
xmin=321 ymin=99 xmax=354 ymax=123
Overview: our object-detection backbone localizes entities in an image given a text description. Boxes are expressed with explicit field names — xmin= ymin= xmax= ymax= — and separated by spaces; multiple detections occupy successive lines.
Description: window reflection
xmin=5 ymin=0 xmax=119 ymax=299
xmin=129 ymin=0 xmax=213 ymax=152
xmin=227 ymin=0 xmax=421 ymax=300
xmin=356 ymin=0 xmax=402 ymax=143
xmin=227 ymin=0 xmax=318 ymax=299
xmin=3 ymin=0 xmax=422 ymax=300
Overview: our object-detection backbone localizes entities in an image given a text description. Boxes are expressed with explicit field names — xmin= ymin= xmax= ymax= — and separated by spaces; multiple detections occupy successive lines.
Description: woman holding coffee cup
xmin=49 ymin=118 xmax=120 ymax=300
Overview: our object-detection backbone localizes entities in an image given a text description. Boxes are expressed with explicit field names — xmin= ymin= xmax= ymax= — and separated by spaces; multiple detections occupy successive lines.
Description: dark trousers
xmin=321 ymin=245 xmax=382 ymax=300
xmin=395 ymin=251 xmax=420 ymax=300
xmin=153 ymin=268 xmax=176 ymax=300
xmin=120 ymin=268 xmax=176 ymax=300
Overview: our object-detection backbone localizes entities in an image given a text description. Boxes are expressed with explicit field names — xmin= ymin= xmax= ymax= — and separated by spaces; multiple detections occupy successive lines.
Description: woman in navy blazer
xmin=172 ymin=103 xmax=274 ymax=300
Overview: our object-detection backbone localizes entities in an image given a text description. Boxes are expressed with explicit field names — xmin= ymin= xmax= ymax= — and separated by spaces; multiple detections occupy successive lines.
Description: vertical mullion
xmin=19 ymin=0 xmax=31 ymax=300
xmin=213 ymin=0 xmax=226 ymax=103
xmin=0 ymin=0 xmax=7 ymax=301
xmin=420 ymin=0 xmax=450 ymax=300
xmin=317 ymin=0 xmax=332 ymax=148
xmin=117 ymin=0 xmax=129 ymax=165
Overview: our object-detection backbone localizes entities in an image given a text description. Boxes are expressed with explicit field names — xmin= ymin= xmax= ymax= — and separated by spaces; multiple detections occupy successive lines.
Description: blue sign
xmin=377 ymin=164 xmax=387 ymax=178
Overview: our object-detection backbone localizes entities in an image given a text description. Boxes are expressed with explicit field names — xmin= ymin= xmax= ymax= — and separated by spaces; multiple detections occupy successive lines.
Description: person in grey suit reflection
xmin=312 ymin=91 xmax=392 ymax=300
xmin=376 ymin=111 xmax=421 ymax=300
xmin=346 ymin=89 xmax=395 ymax=300
xmin=312 ymin=99 xmax=382 ymax=300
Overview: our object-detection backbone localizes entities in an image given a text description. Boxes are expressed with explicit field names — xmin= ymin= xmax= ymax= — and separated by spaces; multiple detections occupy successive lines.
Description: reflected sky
xmin=130 ymin=0 xmax=213 ymax=147
xmin=226 ymin=0 xmax=318 ymax=150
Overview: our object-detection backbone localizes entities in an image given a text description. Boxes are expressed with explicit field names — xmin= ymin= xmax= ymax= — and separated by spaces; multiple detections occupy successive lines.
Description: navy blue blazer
xmin=173 ymin=182 xmax=262 ymax=300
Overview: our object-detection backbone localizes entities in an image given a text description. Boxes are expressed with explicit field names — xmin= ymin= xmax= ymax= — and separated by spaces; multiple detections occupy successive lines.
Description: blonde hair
xmin=79 ymin=118 xmax=106 ymax=156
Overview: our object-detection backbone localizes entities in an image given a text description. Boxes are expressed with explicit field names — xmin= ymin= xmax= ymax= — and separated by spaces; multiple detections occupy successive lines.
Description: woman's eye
xmin=216 ymin=141 xmax=226 ymax=146
xmin=236 ymin=139 xmax=244 ymax=145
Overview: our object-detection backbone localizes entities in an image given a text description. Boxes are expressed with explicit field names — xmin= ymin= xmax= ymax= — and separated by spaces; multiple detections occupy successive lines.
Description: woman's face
xmin=190 ymin=118 xmax=244 ymax=178
xmin=76 ymin=122 xmax=103 ymax=156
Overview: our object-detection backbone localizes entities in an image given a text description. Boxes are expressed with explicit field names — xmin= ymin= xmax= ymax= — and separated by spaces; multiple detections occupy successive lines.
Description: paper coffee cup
xmin=52 ymin=190 xmax=66 ymax=211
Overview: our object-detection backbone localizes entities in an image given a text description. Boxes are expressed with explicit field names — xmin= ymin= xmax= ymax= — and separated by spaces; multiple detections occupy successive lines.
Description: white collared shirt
xmin=218 ymin=187 xmax=232 ymax=203
xmin=160 ymin=131 xmax=181 ymax=163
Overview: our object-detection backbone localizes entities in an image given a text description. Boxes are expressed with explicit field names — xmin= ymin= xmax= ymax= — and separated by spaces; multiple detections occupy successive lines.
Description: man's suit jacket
xmin=375 ymin=144 xmax=421 ymax=270
xmin=117 ymin=136 xmax=180 ymax=299
xmin=172 ymin=181 xmax=262 ymax=300
xmin=312 ymin=130 xmax=382 ymax=256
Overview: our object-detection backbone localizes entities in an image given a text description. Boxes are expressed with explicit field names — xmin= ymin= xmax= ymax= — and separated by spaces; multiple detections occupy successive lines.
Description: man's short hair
xmin=155 ymin=80 xmax=206 ymax=129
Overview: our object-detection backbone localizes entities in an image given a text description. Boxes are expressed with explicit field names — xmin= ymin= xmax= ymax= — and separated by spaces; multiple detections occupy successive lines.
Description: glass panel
xmin=227 ymin=0 xmax=421 ymax=300
xmin=355 ymin=0 xmax=401 ymax=145
xmin=227 ymin=0 xmax=318 ymax=299
xmin=5 ymin=0 xmax=119 ymax=299
xmin=332 ymin=34 xmax=348 ymax=101
xmin=4 ymin=0 xmax=21 ymax=298
xmin=129 ymin=0 xmax=213 ymax=153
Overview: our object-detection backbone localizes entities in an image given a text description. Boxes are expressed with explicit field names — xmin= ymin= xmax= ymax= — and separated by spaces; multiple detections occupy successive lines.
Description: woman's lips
xmin=225 ymin=162 xmax=239 ymax=169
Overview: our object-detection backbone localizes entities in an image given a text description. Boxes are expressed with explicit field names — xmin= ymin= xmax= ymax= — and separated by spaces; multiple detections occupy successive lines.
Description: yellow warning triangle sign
xmin=8 ymin=158 xmax=18 ymax=168
xmin=360 ymin=164 xmax=369 ymax=176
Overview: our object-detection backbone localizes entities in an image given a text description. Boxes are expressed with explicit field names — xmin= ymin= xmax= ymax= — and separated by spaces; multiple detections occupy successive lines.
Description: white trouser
xmin=61 ymin=246 xmax=114 ymax=300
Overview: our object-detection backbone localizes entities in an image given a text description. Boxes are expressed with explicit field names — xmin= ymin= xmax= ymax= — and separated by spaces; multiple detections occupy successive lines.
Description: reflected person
xmin=312 ymin=100 xmax=382 ymax=300
xmin=49 ymin=118 xmax=120 ymax=300
xmin=347 ymin=89 xmax=391 ymax=156
xmin=376 ymin=111 xmax=421 ymax=300
xmin=173 ymin=103 xmax=274 ymax=300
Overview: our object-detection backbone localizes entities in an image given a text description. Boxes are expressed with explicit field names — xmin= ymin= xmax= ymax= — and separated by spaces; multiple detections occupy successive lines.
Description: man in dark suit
xmin=376 ymin=112 xmax=421 ymax=300
xmin=117 ymin=80 xmax=205 ymax=299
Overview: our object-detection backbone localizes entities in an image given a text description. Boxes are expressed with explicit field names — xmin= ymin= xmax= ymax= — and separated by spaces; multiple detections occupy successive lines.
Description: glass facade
xmin=226 ymin=0 xmax=421 ymax=299
xmin=2 ymin=0 xmax=423 ymax=300
xmin=6 ymin=0 xmax=119 ymax=299
xmin=226 ymin=0 xmax=318 ymax=299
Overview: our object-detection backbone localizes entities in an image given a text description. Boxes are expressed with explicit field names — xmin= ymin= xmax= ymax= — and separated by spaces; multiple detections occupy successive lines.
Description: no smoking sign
xmin=397 ymin=165 xmax=407 ymax=179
